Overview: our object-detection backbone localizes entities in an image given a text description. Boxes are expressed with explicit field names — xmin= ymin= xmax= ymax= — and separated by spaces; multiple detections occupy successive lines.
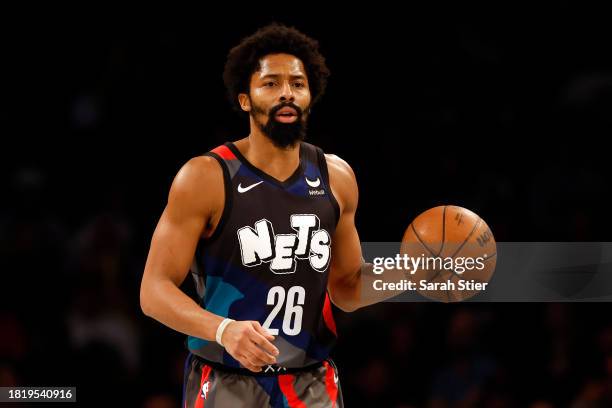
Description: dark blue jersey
xmin=186 ymin=141 xmax=340 ymax=369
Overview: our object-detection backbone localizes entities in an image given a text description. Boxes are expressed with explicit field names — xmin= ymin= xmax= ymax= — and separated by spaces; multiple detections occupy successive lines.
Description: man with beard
xmin=140 ymin=24 xmax=382 ymax=407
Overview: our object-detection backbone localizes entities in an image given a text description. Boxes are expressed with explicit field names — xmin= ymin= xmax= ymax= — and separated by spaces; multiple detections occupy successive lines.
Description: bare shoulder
xmin=324 ymin=153 xmax=358 ymax=213
xmin=167 ymin=155 xmax=224 ymax=217
xmin=172 ymin=155 xmax=222 ymax=194
xmin=325 ymin=153 xmax=354 ymax=178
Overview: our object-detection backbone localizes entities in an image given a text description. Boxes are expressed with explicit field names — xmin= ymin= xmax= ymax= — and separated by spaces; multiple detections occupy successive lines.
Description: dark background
xmin=1 ymin=5 xmax=611 ymax=407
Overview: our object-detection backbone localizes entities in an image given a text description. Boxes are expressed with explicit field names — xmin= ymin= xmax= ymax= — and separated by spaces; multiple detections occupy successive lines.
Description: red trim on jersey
xmin=210 ymin=145 xmax=236 ymax=160
xmin=194 ymin=364 xmax=212 ymax=408
xmin=323 ymin=361 xmax=339 ymax=407
xmin=278 ymin=374 xmax=307 ymax=408
xmin=323 ymin=292 xmax=337 ymax=337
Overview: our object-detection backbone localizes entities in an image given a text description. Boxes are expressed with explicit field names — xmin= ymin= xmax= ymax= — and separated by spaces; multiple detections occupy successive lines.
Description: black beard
xmin=251 ymin=102 xmax=308 ymax=149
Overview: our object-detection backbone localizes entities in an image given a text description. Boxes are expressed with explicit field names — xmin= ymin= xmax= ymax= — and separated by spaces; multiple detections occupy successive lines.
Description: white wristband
xmin=215 ymin=318 xmax=235 ymax=347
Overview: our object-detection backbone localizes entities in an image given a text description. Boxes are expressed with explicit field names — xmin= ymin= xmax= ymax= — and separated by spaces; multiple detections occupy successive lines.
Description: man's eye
xmin=293 ymin=82 xmax=305 ymax=88
xmin=265 ymin=82 xmax=276 ymax=87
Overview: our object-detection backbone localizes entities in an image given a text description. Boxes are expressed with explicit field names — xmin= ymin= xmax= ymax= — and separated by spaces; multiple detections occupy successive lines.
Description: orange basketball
xmin=400 ymin=205 xmax=497 ymax=302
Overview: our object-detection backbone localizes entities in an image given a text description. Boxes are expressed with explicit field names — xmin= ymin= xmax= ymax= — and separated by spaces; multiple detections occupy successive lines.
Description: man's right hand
xmin=221 ymin=320 xmax=280 ymax=372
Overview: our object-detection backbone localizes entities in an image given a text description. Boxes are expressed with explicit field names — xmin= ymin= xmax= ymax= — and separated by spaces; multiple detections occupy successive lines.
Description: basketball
xmin=401 ymin=205 xmax=497 ymax=302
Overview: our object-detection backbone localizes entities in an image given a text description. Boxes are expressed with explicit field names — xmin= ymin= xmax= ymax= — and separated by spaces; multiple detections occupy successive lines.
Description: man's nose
xmin=279 ymin=81 xmax=295 ymax=103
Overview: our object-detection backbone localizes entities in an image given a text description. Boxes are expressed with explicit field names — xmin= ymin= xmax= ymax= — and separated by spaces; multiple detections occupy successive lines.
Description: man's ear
xmin=238 ymin=93 xmax=251 ymax=112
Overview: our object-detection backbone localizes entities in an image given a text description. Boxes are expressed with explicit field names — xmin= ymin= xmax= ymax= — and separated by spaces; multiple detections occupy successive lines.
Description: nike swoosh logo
xmin=333 ymin=371 xmax=339 ymax=384
xmin=305 ymin=177 xmax=321 ymax=188
xmin=237 ymin=181 xmax=263 ymax=193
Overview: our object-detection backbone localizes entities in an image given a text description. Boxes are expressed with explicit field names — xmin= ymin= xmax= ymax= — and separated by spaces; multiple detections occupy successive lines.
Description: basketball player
xmin=140 ymin=23 xmax=400 ymax=407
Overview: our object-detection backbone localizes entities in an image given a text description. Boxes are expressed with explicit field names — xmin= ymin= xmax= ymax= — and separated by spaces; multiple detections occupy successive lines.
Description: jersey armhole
xmin=201 ymin=151 xmax=233 ymax=244
xmin=316 ymin=148 xmax=341 ymax=226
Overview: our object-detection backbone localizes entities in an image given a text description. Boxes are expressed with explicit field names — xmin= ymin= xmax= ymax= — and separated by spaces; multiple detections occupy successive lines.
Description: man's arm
xmin=140 ymin=156 xmax=223 ymax=339
xmin=139 ymin=156 xmax=278 ymax=372
xmin=326 ymin=154 xmax=408 ymax=312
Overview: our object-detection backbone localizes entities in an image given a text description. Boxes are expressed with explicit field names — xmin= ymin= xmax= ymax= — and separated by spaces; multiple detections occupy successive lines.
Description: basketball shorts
xmin=182 ymin=352 xmax=343 ymax=407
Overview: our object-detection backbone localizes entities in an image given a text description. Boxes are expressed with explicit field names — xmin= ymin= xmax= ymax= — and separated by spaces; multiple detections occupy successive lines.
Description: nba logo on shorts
xmin=201 ymin=381 xmax=210 ymax=399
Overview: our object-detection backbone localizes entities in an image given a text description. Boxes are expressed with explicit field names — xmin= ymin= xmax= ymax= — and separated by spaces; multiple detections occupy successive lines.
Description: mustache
xmin=268 ymin=102 xmax=304 ymax=118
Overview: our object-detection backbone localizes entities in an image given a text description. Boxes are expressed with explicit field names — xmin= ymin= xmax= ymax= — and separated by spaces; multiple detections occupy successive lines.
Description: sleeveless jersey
xmin=186 ymin=141 xmax=341 ymax=368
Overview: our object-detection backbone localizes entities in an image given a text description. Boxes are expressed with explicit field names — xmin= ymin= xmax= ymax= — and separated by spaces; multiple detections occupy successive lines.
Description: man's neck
xmin=233 ymin=127 xmax=301 ymax=181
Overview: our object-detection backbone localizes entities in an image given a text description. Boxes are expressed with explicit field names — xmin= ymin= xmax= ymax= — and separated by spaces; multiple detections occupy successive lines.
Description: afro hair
xmin=223 ymin=23 xmax=330 ymax=113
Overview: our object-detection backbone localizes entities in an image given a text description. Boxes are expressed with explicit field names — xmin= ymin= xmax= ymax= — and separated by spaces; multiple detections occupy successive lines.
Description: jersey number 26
xmin=262 ymin=286 xmax=305 ymax=336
